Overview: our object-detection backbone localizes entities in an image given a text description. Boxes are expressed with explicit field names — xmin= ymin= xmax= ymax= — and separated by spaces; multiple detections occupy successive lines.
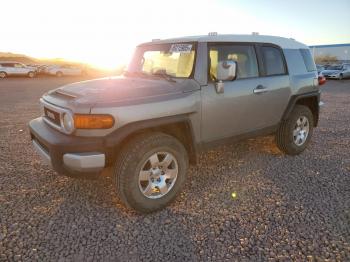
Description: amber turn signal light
xmin=74 ymin=114 xmax=114 ymax=129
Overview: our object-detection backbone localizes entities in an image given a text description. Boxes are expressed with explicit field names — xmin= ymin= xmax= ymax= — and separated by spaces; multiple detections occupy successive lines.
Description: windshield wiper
xmin=151 ymin=70 xmax=176 ymax=83
xmin=124 ymin=71 xmax=150 ymax=78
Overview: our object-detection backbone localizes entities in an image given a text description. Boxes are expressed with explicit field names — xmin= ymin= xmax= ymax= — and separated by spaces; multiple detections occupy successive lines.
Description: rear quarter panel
xmin=283 ymin=49 xmax=318 ymax=95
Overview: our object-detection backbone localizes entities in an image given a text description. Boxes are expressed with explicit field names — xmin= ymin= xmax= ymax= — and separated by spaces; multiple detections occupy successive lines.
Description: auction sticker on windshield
xmin=170 ymin=44 xmax=193 ymax=53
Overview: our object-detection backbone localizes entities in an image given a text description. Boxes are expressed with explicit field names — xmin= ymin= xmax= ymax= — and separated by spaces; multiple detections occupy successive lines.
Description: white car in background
xmin=0 ymin=62 xmax=37 ymax=78
xmin=321 ymin=64 xmax=350 ymax=80
xmin=47 ymin=65 xmax=85 ymax=77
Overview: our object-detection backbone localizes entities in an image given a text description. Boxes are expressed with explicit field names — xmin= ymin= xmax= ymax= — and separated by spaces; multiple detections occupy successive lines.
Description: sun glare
xmin=1 ymin=0 xmax=348 ymax=69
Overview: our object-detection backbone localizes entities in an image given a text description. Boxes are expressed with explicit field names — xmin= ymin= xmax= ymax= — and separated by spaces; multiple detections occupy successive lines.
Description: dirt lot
xmin=0 ymin=76 xmax=349 ymax=261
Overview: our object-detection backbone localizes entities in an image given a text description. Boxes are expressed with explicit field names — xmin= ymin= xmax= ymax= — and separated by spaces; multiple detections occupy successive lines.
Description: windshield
xmin=328 ymin=65 xmax=343 ymax=70
xmin=127 ymin=42 xmax=196 ymax=78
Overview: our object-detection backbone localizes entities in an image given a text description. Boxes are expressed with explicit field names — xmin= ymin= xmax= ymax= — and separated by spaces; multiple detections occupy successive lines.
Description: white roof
xmin=140 ymin=34 xmax=308 ymax=49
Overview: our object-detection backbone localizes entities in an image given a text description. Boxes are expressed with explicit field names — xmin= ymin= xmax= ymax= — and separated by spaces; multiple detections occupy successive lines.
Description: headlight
xmin=74 ymin=114 xmax=114 ymax=129
xmin=62 ymin=112 xmax=75 ymax=133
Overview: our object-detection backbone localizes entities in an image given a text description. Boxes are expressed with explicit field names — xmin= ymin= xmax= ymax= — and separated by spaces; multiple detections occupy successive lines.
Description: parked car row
xmin=317 ymin=63 xmax=350 ymax=80
xmin=0 ymin=62 xmax=37 ymax=78
xmin=0 ymin=61 xmax=86 ymax=79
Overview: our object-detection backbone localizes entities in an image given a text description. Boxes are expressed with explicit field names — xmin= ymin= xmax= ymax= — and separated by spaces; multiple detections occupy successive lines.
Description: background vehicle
xmin=47 ymin=64 xmax=85 ymax=77
xmin=30 ymin=34 xmax=322 ymax=213
xmin=0 ymin=62 xmax=37 ymax=78
xmin=316 ymin=64 xmax=325 ymax=75
xmin=322 ymin=64 xmax=350 ymax=79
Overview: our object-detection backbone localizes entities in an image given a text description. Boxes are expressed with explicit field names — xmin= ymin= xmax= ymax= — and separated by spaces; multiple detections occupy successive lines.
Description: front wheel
xmin=339 ymin=74 xmax=343 ymax=80
xmin=275 ymin=105 xmax=314 ymax=155
xmin=113 ymin=132 xmax=188 ymax=213
xmin=0 ymin=71 xmax=7 ymax=79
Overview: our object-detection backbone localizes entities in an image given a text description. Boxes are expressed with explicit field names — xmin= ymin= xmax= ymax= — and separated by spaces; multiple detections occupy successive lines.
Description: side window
xmin=209 ymin=44 xmax=259 ymax=80
xmin=261 ymin=46 xmax=286 ymax=76
xmin=300 ymin=49 xmax=316 ymax=72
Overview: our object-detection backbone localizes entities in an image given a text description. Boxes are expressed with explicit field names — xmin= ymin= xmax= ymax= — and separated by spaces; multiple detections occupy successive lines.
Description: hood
xmin=44 ymin=76 xmax=200 ymax=109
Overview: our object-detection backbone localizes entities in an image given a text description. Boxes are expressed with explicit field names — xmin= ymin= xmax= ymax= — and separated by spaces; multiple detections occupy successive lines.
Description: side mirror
xmin=215 ymin=60 xmax=237 ymax=94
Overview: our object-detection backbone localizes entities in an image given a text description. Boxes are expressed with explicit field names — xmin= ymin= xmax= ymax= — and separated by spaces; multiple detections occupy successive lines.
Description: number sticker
xmin=169 ymin=44 xmax=193 ymax=53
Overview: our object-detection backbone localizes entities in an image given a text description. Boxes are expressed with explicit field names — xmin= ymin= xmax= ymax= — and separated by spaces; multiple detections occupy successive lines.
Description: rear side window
xmin=2 ymin=63 xmax=14 ymax=67
xmin=261 ymin=46 xmax=287 ymax=76
xmin=300 ymin=49 xmax=316 ymax=72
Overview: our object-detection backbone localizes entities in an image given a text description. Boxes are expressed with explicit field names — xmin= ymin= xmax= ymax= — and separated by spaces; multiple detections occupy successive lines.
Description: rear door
xmin=3 ymin=63 xmax=16 ymax=75
xmin=201 ymin=43 xmax=290 ymax=142
xmin=13 ymin=63 xmax=27 ymax=75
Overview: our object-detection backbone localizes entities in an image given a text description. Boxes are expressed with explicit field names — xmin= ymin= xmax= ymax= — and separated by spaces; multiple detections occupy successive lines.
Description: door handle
xmin=253 ymin=85 xmax=268 ymax=94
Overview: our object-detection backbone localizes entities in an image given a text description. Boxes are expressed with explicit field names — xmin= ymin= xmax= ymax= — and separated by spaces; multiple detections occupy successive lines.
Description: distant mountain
xmin=0 ymin=52 xmax=85 ymax=66
xmin=0 ymin=52 xmax=37 ymax=64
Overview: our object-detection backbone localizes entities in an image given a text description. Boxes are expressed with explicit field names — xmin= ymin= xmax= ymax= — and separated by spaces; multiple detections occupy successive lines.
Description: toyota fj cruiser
xmin=29 ymin=34 xmax=322 ymax=213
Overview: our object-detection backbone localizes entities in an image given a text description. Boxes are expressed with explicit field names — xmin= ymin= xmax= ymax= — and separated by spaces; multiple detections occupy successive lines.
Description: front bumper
xmin=29 ymin=117 xmax=109 ymax=178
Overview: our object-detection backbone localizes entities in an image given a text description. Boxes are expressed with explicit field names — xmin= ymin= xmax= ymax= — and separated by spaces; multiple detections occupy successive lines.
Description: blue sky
xmin=1 ymin=0 xmax=349 ymax=68
xmin=219 ymin=0 xmax=350 ymax=45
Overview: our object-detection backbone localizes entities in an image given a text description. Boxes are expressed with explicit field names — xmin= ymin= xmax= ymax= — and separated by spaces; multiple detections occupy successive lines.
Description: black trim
xmin=104 ymin=115 xmax=195 ymax=147
xmin=281 ymin=91 xmax=320 ymax=125
xmin=104 ymin=114 xmax=198 ymax=164
xmin=29 ymin=118 xmax=108 ymax=179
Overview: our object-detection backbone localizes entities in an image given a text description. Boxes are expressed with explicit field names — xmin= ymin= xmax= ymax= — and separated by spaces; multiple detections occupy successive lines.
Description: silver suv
xmin=29 ymin=34 xmax=322 ymax=213
xmin=0 ymin=62 xmax=37 ymax=78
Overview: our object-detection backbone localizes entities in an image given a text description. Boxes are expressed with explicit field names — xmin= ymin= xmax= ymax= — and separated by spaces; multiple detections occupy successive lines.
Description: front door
xmin=201 ymin=43 xmax=290 ymax=143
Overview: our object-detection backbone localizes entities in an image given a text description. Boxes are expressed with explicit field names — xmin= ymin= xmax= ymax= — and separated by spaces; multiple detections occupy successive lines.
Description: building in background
xmin=309 ymin=44 xmax=350 ymax=64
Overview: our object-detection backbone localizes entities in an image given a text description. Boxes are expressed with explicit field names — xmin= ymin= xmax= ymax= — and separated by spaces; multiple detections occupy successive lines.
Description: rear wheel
xmin=28 ymin=71 xmax=35 ymax=78
xmin=113 ymin=132 xmax=188 ymax=213
xmin=0 ymin=71 xmax=6 ymax=79
xmin=275 ymin=105 xmax=314 ymax=155
xmin=56 ymin=71 xmax=63 ymax=77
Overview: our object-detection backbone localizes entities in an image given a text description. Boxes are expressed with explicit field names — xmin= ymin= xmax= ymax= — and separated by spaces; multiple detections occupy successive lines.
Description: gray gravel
xmin=0 ymin=77 xmax=349 ymax=261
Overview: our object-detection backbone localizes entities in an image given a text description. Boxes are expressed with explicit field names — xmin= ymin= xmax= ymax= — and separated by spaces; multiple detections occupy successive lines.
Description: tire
xmin=0 ymin=71 xmax=6 ymax=79
xmin=28 ymin=71 xmax=35 ymax=78
xmin=339 ymin=74 xmax=343 ymax=80
xmin=113 ymin=132 xmax=189 ymax=213
xmin=56 ymin=71 xmax=63 ymax=77
xmin=275 ymin=105 xmax=314 ymax=155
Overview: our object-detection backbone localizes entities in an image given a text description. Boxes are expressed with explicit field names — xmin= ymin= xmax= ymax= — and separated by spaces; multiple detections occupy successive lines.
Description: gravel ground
xmin=0 ymin=77 xmax=349 ymax=261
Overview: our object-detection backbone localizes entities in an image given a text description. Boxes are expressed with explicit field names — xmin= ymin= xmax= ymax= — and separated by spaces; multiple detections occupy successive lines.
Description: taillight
xmin=318 ymin=75 xmax=326 ymax=86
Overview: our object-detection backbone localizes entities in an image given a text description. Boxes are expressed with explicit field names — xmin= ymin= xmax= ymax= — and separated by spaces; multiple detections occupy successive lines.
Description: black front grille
xmin=44 ymin=107 xmax=60 ymax=126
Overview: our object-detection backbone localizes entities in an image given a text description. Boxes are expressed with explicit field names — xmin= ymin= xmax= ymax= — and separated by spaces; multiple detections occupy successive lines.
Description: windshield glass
xmin=328 ymin=65 xmax=343 ymax=70
xmin=127 ymin=42 xmax=196 ymax=78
